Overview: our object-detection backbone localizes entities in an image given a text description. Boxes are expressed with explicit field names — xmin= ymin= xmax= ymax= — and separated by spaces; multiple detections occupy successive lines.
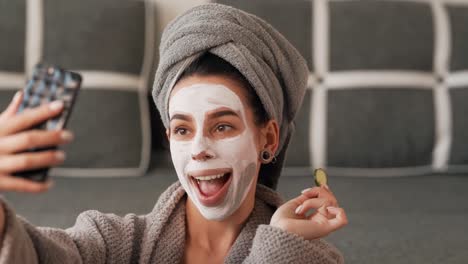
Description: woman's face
xmin=167 ymin=75 xmax=265 ymax=221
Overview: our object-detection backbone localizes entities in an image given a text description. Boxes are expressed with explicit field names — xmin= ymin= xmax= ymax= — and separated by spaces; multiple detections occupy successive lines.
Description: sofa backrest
xmin=217 ymin=0 xmax=468 ymax=177
xmin=2 ymin=0 xmax=467 ymax=178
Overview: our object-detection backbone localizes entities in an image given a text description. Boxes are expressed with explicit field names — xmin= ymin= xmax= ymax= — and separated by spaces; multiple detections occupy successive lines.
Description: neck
xmin=185 ymin=184 xmax=256 ymax=252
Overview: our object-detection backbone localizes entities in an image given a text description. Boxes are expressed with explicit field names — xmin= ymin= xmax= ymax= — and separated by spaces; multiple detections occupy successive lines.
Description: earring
xmin=260 ymin=149 xmax=274 ymax=164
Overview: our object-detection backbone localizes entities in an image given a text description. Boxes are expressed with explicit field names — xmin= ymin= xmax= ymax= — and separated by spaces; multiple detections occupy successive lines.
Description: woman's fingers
xmin=0 ymin=93 xmax=63 ymax=194
xmin=282 ymin=216 xmax=333 ymax=240
xmin=295 ymin=197 xmax=329 ymax=215
xmin=301 ymin=186 xmax=321 ymax=197
xmin=303 ymin=185 xmax=338 ymax=206
xmin=296 ymin=185 xmax=339 ymax=220
xmin=0 ymin=100 xmax=64 ymax=137
xmin=270 ymin=194 xmax=348 ymax=240
xmin=326 ymin=207 xmax=348 ymax=230
xmin=0 ymin=130 xmax=73 ymax=155
xmin=0 ymin=175 xmax=53 ymax=193
xmin=301 ymin=185 xmax=338 ymax=206
xmin=0 ymin=91 xmax=23 ymax=120
xmin=287 ymin=187 xmax=321 ymax=209
xmin=299 ymin=207 xmax=348 ymax=239
xmin=321 ymin=184 xmax=338 ymax=206
xmin=292 ymin=185 xmax=337 ymax=214
xmin=279 ymin=206 xmax=348 ymax=240
xmin=0 ymin=150 xmax=65 ymax=174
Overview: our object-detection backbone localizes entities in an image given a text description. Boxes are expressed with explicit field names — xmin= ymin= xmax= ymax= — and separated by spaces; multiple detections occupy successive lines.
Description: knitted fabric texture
xmin=0 ymin=182 xmax=343 ymax=263
xmin=151 ymin=3 xmax=309 ymax=189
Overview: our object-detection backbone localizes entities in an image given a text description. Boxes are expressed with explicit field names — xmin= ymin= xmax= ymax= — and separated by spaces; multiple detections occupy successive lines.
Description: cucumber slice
xmin=314 ymin=168 xmax=328 ymax=187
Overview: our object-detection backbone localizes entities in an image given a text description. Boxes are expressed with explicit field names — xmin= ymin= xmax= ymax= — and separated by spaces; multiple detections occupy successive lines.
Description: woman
xmin=0 ymin=3 xmax=347 ymax=263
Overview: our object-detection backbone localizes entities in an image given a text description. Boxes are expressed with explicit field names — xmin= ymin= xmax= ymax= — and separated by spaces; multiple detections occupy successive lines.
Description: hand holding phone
xmin=0 ymin=100 xmax=65 ymax=191
xmin=10 ymin=64 xmax=82 ymax=182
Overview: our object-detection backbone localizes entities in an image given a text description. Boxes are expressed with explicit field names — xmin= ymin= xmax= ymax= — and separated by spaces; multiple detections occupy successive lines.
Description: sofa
xmin=2 ymin=0 xmax=468 ymax=263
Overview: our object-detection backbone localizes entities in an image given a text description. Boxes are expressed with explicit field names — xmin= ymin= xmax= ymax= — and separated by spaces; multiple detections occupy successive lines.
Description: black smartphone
xmin=12 ymin=63 xmax=82 ymax=182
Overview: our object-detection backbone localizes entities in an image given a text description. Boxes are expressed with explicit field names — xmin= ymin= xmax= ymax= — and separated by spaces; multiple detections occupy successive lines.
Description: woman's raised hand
xmin=270 ymin=184 xmax=348 ymax=240
xmin=0 ymin=92 xmax=73 ymax=193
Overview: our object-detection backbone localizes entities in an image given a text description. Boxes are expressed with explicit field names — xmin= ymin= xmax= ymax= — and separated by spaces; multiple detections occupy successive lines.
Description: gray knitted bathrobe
xmin=0 ymin=182 xmax=343 ymax=263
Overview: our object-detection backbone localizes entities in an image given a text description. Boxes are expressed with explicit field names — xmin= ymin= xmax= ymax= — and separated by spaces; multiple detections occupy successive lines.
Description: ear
xmin=259 ymin=120 xmax=279 ymax=155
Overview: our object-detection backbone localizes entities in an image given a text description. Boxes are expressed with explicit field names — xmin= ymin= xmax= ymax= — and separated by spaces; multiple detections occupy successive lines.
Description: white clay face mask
xmin=168 ymin=83 xmax=258 ymax=221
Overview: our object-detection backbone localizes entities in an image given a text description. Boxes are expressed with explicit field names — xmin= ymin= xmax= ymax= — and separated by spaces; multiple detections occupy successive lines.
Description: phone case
xmin=12 ymin=64 xmax=82 ymax=182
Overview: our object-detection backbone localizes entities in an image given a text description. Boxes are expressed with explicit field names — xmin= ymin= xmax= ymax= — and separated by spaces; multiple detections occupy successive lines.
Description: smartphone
xmin=12 ymin=63 xmax=82 ymax=182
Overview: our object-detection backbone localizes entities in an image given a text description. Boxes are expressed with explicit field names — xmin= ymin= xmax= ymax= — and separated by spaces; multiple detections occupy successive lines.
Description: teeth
xmin=193 ymin=174 xmax=225 ymax=181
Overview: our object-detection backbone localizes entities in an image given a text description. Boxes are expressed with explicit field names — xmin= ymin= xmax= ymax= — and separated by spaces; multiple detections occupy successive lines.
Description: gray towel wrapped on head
xmin=152 ymin=3 xmax=309 ymax=189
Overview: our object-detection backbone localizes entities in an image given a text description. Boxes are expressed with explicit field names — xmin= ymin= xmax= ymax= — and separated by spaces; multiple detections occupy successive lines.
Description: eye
xmin=215 ymin=124 xmax=233 ymax=133
xmin=174 ymin=127 xmax=190 ymax=136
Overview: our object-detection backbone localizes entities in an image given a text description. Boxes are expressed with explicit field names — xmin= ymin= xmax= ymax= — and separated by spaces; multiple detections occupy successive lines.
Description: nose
xmin=191 ymin=151 xmax=214 ymax=161
xmin=191 ymin=134 xmax=215 ymax=161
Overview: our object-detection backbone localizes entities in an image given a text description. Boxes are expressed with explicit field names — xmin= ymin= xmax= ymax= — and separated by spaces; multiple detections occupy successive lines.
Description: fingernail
xmin=13 ymin=91 xmax=21 ymax=101
xmin=323 ymin=184 xmax=330 ymax=191
xmin=49 ymin=100 xmax=64 ymax=111
xmin=295 ymin=205 xmax=303 ymax=215
xmin=55 ymin=151 xmax=66 ymax=161
xmin=301 ymin=188 xmax=312 ymax=194
xmin=61 ymin=131 xmax=74 ymax=142
xmin=326 ymin=206 xmax=337 ymax=211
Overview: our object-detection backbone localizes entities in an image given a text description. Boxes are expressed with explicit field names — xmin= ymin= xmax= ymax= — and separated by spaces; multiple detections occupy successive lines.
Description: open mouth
xmin=188 ymin=168 xmax=232 ymax=206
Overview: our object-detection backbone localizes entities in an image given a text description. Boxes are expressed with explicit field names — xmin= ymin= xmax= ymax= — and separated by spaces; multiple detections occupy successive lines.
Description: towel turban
xmin=152 ymin=3 xmax=309 ymax=189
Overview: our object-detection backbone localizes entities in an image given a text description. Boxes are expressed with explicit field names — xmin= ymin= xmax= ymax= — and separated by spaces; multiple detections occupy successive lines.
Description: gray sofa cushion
xmin=448 ymin=5 xmax=468 ymax=71
xmin=0 ymin=0 xmax=155 ymax=177
xmin=218 ymin=0 xmax=468 ymax=177
xmin=43 ymin=0 xmax=145 ymax=74
xmin=0 ymin=0 xmax=25 ymax=72
xmin=327 ymin=88 xmax=435 ymax=168
xmin=449 ymin=87 xmax=468 ymax=169
xmin=447 ymin=5 xmax=468 ymax=172
xmin=329 ymin=0 xmax=434 ymax=71
xmin=217 ymin=0 xmax=314 ymax=70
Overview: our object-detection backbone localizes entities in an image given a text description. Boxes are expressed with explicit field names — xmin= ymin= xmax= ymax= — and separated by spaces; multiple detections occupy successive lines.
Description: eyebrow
xmin=208 ymin=109 xmax=240 ymax=119
xmin=170 ymin=113 xmax=192 ymax=122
